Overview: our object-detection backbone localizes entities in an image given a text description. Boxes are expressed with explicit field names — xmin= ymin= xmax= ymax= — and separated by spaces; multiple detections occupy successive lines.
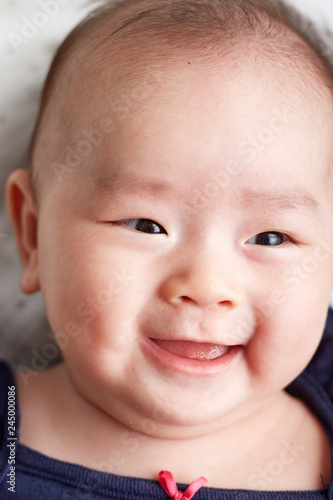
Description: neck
xmin=58 ymin=362 xmax=292 ymax=485
xmin=16 ymin=361 xmax=329 ymax=491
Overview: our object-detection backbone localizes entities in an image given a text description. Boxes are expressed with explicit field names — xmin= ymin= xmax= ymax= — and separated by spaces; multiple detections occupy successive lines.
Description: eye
xmin=246 ymin=232 xmax=291 ymax=246
xmin=118 ymin=218 xmax=167 ymax=234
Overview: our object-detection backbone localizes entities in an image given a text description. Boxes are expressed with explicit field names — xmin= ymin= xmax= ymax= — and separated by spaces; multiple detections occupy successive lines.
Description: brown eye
xmin=246 ymin=232 xmax=289 ymax=246
xmin=121 ymin=219 xmax=167 ymax=234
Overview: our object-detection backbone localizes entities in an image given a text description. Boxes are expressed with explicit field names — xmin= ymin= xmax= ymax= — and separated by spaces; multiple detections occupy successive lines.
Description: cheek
xmin=37 ymin=221 xmax=159 ymax=374
xmin=246 ymin=260 xmax=332 ymax=392
xmin=38 ymin=224 xmax=137 ymax=335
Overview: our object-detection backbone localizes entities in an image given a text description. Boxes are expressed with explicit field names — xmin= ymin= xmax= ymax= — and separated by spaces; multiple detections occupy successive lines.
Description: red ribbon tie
xmin=158 ymin=470 xmax=208 ymax=500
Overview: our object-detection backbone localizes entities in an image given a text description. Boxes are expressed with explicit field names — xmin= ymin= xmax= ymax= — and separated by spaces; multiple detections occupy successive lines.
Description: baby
xmin=2 ymin=0 xmax=333 ymax=498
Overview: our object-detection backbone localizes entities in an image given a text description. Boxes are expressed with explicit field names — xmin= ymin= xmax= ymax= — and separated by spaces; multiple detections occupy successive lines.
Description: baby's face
xmin=35 ymin=51 xmax=333 ymax=436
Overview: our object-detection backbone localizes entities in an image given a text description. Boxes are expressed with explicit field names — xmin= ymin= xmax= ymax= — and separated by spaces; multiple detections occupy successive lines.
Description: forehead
xmin=90 ymin=57 xmax=330 ymax=145
xmin=64 ymin=32 xmax=333 ymax=135
xmin=54 ymin=42 xmax=333 ymax=213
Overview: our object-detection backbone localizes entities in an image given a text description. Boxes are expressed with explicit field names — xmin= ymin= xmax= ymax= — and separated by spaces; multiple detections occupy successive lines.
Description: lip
xmin=140 ymin=337 xmax=243 ymax=376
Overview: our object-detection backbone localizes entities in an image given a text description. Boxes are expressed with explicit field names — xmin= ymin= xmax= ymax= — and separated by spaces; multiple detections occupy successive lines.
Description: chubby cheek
xmin=246 ymin=258 xmax=333 ymax=393
xmin=37 ymin=221 xmax=151 ymax=364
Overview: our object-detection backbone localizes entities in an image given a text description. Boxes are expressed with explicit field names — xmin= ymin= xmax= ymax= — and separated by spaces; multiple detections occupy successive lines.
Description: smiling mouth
xmin=149 ymin=339 xmax=230 ymax=361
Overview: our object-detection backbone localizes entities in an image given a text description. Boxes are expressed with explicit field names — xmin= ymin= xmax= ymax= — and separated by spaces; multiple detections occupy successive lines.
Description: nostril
xmin=179 ymin=296 xmax=194 ymax=303
xmin=178 ymin=296 xmax=235 ymax=308
xmin=164 ymin=280 xmax=240 ymax=308
xmin=218 ymin=300 xmax=233 ymax=307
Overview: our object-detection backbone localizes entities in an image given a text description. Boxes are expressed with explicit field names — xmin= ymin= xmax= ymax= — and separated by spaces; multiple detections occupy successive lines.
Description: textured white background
xmin=0 ymin=0 xmax=333 ymax=367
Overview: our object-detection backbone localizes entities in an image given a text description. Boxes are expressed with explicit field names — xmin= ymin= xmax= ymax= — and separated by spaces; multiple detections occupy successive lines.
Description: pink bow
xmin=158 ymin=470 xmax=207 ymax=500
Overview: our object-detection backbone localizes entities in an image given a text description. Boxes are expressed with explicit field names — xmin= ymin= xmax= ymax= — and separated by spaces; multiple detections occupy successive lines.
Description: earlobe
xmin=6 ymin=169 xmax=40 ymax=294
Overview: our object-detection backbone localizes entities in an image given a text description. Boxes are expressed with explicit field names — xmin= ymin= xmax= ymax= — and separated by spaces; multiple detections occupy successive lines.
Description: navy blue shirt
xmin=1 ymin=309 xmax=333 ymax=499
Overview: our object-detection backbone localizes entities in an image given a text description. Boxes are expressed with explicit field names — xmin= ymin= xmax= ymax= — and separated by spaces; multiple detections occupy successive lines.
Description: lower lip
xmin=140 ymin=338 xmax=243 ymax=376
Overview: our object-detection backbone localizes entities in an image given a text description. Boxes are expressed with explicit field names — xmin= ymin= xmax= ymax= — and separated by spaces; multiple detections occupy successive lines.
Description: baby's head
xmin=6 ymin=0 xmax=333 ymax=437
xmin=28 ymin=0 xmax=333 ymax=200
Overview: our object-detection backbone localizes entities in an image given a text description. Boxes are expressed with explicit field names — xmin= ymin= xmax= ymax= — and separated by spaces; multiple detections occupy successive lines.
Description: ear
xmin=6 ymin=169 xmax=40 ymax=294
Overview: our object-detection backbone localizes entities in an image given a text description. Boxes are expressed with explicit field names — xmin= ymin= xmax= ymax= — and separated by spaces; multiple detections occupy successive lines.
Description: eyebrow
xmin=239 ymin=187 xmax=320 ymax=214
xmin=92 ymin=170 xmax=181 ymax=196
xmin=93 ymin=171 xmax=321 ymax=215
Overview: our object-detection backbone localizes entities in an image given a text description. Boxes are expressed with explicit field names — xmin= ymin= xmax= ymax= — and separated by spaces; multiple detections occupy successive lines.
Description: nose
xmin=160 ymin=247 xmax=242 ymax=309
